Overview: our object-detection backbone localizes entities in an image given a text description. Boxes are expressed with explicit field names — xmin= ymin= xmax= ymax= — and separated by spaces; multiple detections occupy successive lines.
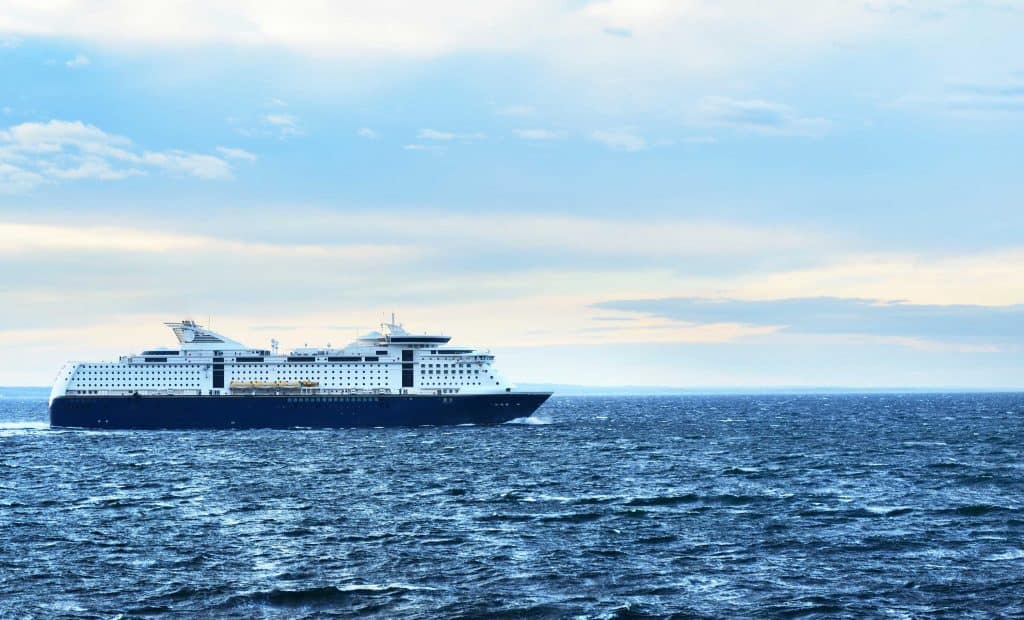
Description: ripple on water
xmin=2 ymin=393 xmax=1023 ymax=618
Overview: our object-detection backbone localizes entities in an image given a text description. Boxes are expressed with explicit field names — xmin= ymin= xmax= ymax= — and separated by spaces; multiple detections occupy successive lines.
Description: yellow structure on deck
xmin=229 ymin=380 xmax=320 ymax=388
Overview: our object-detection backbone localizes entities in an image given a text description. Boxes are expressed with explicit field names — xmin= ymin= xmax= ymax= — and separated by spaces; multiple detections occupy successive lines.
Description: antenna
xmin=271 ymin=338 xmax=279 ymax=355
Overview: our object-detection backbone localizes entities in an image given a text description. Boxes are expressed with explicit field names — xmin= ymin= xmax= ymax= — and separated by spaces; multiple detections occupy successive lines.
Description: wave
xmin=538 ymin=511 xmax=604 ymax=523
xmin=505 ymin=413 xmax=553 ymax=425
xmin=0 ymin=421 xmax=49 ymax=430
xmin=624 ymin=493 xmax=763 ymax=507
xmin=625 ymin=494 xmax=700 ymax=507
xmin=0 ymin=421 xmax=50 ymax=435
xmin=797 ymin=506 xmax=914 ymax=518
xmin=939 ymin=504 xmax=1014 ymax=517
xmin=223 ymin=583 xmax=433 ymax=609
xmin=985 ymin=549 xmax=1024 ymax=561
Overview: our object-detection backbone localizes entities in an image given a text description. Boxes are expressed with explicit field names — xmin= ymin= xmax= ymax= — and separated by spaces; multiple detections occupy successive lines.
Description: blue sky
xmin=1 ymin=1 xmax=1022 ymax=387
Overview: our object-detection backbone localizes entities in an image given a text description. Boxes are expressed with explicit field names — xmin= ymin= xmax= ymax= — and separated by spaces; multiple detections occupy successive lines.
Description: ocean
xmin=1 ymin=393 xmax=1023 ymax=618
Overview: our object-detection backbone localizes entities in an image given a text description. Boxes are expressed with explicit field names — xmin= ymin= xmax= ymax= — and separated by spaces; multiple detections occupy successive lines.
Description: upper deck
xmin=51 ymin=318 xmax=509 ymax=403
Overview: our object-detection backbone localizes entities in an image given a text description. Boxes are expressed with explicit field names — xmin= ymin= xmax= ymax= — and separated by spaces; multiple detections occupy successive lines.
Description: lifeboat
xmin=229 ymin=380 xmax=320 ymax=388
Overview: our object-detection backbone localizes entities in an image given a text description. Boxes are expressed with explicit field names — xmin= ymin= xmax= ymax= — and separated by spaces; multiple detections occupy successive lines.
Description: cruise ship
xmin=48 ymin=319 xmax=551 ymax=429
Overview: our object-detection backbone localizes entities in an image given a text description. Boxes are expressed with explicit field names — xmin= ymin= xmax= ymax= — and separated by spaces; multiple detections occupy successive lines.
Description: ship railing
xmin=221 ymin=387 xmax=396 ymax=396
xmin=308 ymin=388 xmax=394 ymax=395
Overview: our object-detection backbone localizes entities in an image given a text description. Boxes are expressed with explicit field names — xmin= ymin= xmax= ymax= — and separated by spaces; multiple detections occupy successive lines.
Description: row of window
xmin=73 ymin=365 xmax=499 ymax=388
xmin=422 ymin=369 xmax=482 ymax=375
xmin=81 ymin=361 xmax=488 ymax=370
xmin=286 ymin=397 xmax=378 ymax=403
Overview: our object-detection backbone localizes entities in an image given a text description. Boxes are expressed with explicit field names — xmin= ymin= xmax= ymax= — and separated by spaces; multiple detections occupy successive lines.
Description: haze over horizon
xmin=1 ymin=1 xmax=1022 ymax=388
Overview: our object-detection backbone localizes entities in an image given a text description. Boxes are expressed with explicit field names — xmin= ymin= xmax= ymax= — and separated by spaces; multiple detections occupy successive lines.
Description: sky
xmin=1 ymin=0 xmax=1022 ymax=388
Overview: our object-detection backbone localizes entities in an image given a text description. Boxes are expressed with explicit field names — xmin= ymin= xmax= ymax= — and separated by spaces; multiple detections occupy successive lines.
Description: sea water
xmin=1 ymin=393 xmax=1022 ymax=617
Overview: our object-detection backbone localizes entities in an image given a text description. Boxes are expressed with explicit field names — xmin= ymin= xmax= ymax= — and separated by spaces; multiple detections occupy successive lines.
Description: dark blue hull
xmin=49 ymin=392 xmax=552 ymax=430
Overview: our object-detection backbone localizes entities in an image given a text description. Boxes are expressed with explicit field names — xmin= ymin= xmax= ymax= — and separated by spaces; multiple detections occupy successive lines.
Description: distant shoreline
xmin=522 ymin=384 xmax=1024 ymax=395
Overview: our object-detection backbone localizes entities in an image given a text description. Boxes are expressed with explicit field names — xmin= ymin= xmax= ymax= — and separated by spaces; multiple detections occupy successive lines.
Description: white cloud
xmin=894 ymin=76 xmax=1024 ymax=115
xmin=230 ymin=111 xmax=303 ymax=139
xmin=3 ymin=209 xmax=1022 ymax=384
xmin=0 ymin=120 xmax=235 ymax=192
xmin=0 ymin=210 xmax=832 ymax=352
xmin=0 ymin=1 xmax=890 ymax=65
xmin=263 ymin=113 xmax=302 ymax=137
xmin=720 ymin=249 xmax=1024 ymax=307
xmin=44 ymin=156 xmax=138 ymax=181
xmin=264 ymin=113 xmax=295 ymax=126
xmin=0 ymin=222 xmax=416 ymax=260
xmin=215 ymin=146 xmax=257 ymax=161
xmin=693 ymin=97 xmax=831 ymax=136
xmin=403 ymin=143 xmax=443 ymax=152
xmin=418 ymin=129 xmax=454 ymax=140
xmin=0 ymin=161 xmax=44 ymax=193
xmin=140 ymin=151 xmax=231 ymax=179
xmin=0 ymin=2 xmax=545 ymax=58
xmin=590 ymin=129 xmax=646 ymax=151
xmin=0 ymin=0 xmax=1016 ymax=116
xmin=418 ymin=128 xmax=486 ymax=141
xmin=10 ymin=209 xmax=824 ymax=262
xmin=515 ymin=128 xmax=563 ymax=141
xmin=65 ymin=53 xmax=89 ymax=68
xmin=356 ymin=127 xmax=378 ymax=139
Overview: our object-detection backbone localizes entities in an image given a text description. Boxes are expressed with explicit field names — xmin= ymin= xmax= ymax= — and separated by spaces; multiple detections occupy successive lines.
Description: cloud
xmin=693 ymin=97 xmax=831 ymax=136
xmin=590 ymin=129 xmax=646 ymax=151
xmin=65 ymin=53 xmax=89 ymax=68
xmin=230 ymin=111 xmax=304 ymax=139
xmin=3 ymin=208 xmax=1023 ymax=384
xmin=1 ymin=0 xmax=1016 ymax=116
xmin=215 ymin=146 xmax=257 ymax=161
xmin=0 ymin=214 xmax=801 ymax=359
xmin=263 ymin=113 xmax=303 ymax=137
xmin=0 ymin=161 xmax=45 ymax=192
xmin=356 ymin=127 xmax=378 ymax=139
xmin=602 ymin=26 xmax=632 ymax=38
xmin=139 ymin=151 xmax=231 ymax=179
xmin=595 ymin=296 xmax=1024 ymax=349
xmin=0 ymin=222 xmax=417 ymax=260
xmin=0 ymin=2 xmax=908 ymax=82
xmin=898 ymin=76 xmax=1024 ymax=114
xmin=403 ymin=143 xmax=443 ymax=152
xmin=3 ymin=210 xmax=826 ymax=268
xmin=514 ymin=128 xmax=563 ymax=141
xmin=716 ymin=249 xmax=1024 ymax=307
xmin=418 ymin=129 xmax=454 ymax=140
xmin=0 ymin=120 xmax=234 ymax=191
xmin=417 ymin=128 xmax=486 ymax=141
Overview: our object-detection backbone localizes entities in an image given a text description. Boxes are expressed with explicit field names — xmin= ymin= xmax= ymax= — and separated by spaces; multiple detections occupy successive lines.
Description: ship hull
xmin=49 ymin=392 xmax=552 ymax=430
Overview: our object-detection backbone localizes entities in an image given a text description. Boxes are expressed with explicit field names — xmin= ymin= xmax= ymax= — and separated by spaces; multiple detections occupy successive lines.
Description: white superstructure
xmin=50 ymin=319 xmax=512 ymax=405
